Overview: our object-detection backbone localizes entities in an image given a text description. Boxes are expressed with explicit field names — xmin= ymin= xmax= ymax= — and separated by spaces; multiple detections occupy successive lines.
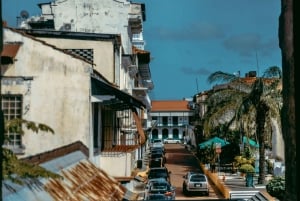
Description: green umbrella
xmin=243 ymin=136 xmax=259 ymax=148
xmin=199 ymin=136 xmax=230 ymax=149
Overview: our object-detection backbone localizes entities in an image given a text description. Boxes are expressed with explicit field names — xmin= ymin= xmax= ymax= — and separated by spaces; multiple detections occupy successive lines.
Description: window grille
xmin=1 ymin=95 xmax=23 ymax=147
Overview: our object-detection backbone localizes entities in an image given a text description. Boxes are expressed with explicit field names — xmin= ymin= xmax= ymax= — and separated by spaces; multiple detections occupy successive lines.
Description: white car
xmin=163 ymin=138 xmax=181 ymax=144
xmin=182 ymin=172 xmax=209 ymax=196
xmin=151 ymin=139 xmax=164 ymax=148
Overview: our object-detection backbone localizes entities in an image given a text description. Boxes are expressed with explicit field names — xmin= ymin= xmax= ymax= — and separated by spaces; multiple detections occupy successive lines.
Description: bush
xmin=266 ymin=176 xmax=285 ymax=200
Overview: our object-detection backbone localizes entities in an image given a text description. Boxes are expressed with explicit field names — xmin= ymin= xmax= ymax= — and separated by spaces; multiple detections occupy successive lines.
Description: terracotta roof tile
xmin=151 ymin=100 xmax=190 ymax=112
xmin=1 ymin=43 xmax=21 ymax=58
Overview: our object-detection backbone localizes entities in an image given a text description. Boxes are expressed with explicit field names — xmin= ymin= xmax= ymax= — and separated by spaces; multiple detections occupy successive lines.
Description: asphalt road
xmin=163 ymin=143 xmax=225 ymax=200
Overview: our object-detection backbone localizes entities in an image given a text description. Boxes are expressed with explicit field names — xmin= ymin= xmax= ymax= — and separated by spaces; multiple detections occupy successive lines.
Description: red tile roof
xmin=151 ymin=100 xmax=190 ymax=112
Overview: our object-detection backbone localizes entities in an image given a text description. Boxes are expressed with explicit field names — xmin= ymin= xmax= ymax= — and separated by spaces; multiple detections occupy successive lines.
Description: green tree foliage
xmin=3 ymin=148 xmax=61 ymax=185
xmin=204 ymin=66 xmax=282 ymax=184
xmin=2 ymin=119 xmax=60 ymax=185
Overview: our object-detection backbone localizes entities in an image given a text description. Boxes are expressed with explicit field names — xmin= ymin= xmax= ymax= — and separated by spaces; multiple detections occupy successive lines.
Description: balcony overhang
xmin=91 ymin=76 xmax=145 ymax=110
xmin=132 ymin=87 xmax=148 ymax=96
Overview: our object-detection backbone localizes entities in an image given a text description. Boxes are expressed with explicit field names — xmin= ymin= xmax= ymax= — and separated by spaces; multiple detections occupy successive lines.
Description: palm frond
xmin=5 ymin=118 xmax=55 ymax=134
xmin=207 ymin=71 xmax=238 ymax=84
xmin=262 ymin=66 xmax=282 ymax=78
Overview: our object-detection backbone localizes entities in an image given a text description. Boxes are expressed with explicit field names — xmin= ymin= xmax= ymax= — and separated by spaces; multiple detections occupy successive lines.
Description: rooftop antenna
xmin=196 ymin=78 xmax=199 ymax=93
xmin=20 ymin=10 xmax=29 ymax=19
xmin=17 ymin=10 xmax=29 ymax=27
xmin=256 ymin=51 xmax=260 ymax=77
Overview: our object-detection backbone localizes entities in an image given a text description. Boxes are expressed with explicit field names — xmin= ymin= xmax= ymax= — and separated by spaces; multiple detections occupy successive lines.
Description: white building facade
xmin=149 ymin=100 xmax=195 ymax=144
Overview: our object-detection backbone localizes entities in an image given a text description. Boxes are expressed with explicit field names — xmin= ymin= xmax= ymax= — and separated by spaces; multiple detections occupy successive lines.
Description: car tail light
xmin=164 ymin=191 xmax=172 ymax=196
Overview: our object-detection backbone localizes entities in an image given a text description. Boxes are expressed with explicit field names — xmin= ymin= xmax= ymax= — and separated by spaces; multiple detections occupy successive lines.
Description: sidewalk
xmin=187 ymin=145 xmax=275 ymax=200
xmin=220 ymin=173 xmax=276 ymax=200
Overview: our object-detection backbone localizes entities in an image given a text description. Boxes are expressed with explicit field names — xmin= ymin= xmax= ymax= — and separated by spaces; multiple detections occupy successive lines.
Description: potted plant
xmin=266 ymin=176 xmax=285 ymax=200
xmin=239 ymin=163 xmax=255 ymax=174
xmin=233 ymin=155 xmax=255 ymax=177
xmin=239 ymin=164 xmax=255 ymax=187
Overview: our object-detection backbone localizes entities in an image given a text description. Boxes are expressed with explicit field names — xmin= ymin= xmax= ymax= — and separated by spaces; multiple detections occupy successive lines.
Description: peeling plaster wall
xmin=3 ymin=29 xmax=92 ymax=157
xmin=51 ymin=0 xmax=132 ymax=54
xmin=35 ymin=37 xmax=115 ymax=83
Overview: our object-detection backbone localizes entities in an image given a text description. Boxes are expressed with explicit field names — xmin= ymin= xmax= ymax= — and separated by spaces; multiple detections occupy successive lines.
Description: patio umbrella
xmin=243 ymin=136 xmax=259 ymax=148
xmin=199 ymin=136 xmax=230 ymax=149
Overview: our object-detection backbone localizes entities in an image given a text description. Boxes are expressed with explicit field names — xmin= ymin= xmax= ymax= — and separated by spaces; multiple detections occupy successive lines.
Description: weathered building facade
xmin=2 ymin=0 xmax=153 ymax=182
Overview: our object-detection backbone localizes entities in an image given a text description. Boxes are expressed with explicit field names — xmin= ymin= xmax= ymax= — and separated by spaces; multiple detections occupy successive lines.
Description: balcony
xmin=132 ymin=86 xmax=148 ymax=97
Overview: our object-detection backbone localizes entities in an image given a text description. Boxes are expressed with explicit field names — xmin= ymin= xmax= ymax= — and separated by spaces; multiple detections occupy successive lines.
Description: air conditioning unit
xmin=63 ymin=23 xmax=71 ymax=31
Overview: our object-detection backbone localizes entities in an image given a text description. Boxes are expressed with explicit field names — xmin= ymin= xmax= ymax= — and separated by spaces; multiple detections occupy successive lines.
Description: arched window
xmin=152 ymin=129 xmax=158 ymax=139
xmin=173 ymin=128 xmax=179 ymax=139
xmin=162 ymin=128 xmax=168 ymax=139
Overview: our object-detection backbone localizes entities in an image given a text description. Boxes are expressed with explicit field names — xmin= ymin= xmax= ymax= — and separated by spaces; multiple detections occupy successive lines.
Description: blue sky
xmin=3 ymin=0 xmax=282 ymax=100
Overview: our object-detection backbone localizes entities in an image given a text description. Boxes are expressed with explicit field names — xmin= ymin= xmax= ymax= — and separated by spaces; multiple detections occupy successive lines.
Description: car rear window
xmin=190 ymin=175 xmax=206 ymax=182
xmin=148 ymin=169 xmax=168 ymax=179
xmin=151 ymin=183 xmax=169 ymax=191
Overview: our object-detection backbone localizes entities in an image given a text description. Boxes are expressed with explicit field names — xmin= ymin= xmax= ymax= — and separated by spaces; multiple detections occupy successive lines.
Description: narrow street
xmin=163 ymin=143 xmax=225 ymax=200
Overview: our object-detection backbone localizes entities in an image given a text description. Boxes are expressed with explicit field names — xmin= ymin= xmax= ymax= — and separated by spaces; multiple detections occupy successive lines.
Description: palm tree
xmin=204 ymin=67 xmax=282 ymax=184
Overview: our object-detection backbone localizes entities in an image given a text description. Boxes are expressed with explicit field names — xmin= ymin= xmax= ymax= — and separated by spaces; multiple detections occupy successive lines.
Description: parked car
xmin=149 ymin=152 xmax=166 ymax=164
xmin=149 ymin=158 xmax=164 ymax=168
xmin=144 ymin=193 xmax=169 ymax=200
xmin=147 ymin=167 xmax=171 ymax=184
xmin=182 ymin=172 xmax=209 ymax=196
xmin=149 ymin=146 xmax=165 ymax=154
xmin=163 ymin=138 xmax=181 ymax=144
xmin=144 ymin=178 xmax=176 ymax=200
xmin=151 ymin=139 xmax=164 ymax=148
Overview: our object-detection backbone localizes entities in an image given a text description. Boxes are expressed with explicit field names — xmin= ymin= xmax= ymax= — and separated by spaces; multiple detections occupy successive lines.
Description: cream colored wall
xmin=3 ymin=29 xmax=92 ymax=157
xmin=99 ymin=152 xmax=133 ymax=177
xmin=35 ymin=37 xmax=115 ymax=84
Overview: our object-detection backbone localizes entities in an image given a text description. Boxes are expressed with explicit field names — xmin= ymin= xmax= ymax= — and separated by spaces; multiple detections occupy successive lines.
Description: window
xmin=172 ymin=116 xmax=178 ymax=125
xmin=1 ymin=95 xmax=23 ymax=148
xmin=162 ymin=116 xmax=168 ymax=126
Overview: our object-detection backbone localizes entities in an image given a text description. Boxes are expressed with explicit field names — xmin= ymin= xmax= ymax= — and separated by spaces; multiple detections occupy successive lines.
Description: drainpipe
xmin=119 ymin=46 xmax=122 ymax=87
xmin=89 ymin=71 xmax=94 ymax=162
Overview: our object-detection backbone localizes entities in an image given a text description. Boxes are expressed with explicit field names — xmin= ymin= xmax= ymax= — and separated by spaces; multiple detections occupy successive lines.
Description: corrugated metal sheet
xmin=3 ymin=151 xmax=138 ymax=201
xmin=44 ymin=160 xmax=128 ymax=201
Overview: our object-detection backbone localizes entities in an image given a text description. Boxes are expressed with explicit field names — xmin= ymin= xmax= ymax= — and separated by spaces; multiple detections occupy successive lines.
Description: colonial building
xmin=2 ymin=0 xmax=153 ymax=182
xmin=149 ymin=100 xmax=194 ymax=143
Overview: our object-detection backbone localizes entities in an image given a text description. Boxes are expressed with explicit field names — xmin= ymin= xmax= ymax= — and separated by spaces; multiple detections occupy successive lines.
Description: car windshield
xmin=190 ymin=174 xmax=206 ymax=182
